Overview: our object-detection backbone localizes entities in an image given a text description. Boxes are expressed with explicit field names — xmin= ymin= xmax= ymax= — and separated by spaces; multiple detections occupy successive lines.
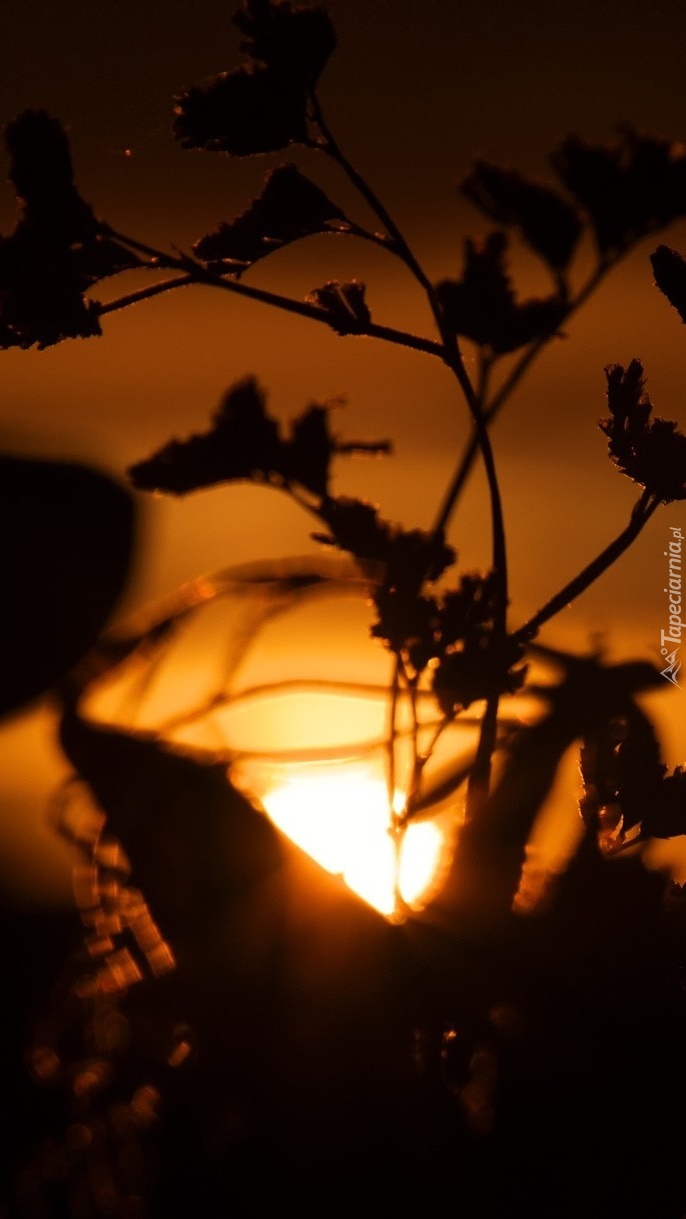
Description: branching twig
xmin=513 ymin=489 xmax=661 ymax=643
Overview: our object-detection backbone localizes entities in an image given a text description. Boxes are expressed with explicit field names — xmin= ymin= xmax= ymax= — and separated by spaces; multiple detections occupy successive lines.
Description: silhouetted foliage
xmin=4 ymin=3 xmax=686 ymax=1216
xmin=436 ymin=232 xmax=564 ymax=353
xmin=461 ymin=161 xmax=582 ymax=273
xmin=651 ymin=244 xmax=686 ymax=322
xmin=232 ymin=0 xmax=336 ymax=87
xmin=194 ymin=163 xmax=351 ymax=274
xmin=173 ymin=0 xmax=335 ymax=158
xmin=601 ymin=359 xmax=686 ymax=501
xmin=0 ymin=456 xmax=134 ymax=717
xmin=644 ymin=767 xmax=686 ymax=838
xmin=551 ymin=127 xmax=686 ymax=258
xmin=173 ymin=64 xmax=309 ymax=156
xmin=305 ymin=278 xmax=371 ymax=333
xmin=0 ymin=112 xmax=141 ymax=348
xmin=129 ymin=375 xmax=388 ymax=500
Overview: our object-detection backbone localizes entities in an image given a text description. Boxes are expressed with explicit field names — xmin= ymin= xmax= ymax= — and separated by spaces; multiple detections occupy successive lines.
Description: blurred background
xmin=1 ymin=0 xmax=685 ymax=901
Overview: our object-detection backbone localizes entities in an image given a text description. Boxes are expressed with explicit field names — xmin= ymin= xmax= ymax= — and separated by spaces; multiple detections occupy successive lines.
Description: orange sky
xmin=1 ymin=0 xmax=685 ymax=898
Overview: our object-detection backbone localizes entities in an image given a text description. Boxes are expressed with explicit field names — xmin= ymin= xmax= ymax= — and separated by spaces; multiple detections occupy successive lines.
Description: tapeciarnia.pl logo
xmin=661 ymin=525 xmax=683 ymax=688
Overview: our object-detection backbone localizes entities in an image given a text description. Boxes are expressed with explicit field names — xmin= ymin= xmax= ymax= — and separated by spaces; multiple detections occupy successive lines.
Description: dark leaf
xmin=429 ymin=574 xmax=525 ymax=709
xmin=650 ymin=244 xmax=686 ymax=323
xmin=173 ymin=64 xmax=308 ymax=156
xmin=285 ymin=404 xmax=331 ymax=496
xmin=233 ymin=0 xmax=336 ymax=87
xmin=461 ymin=160 xmax=582 ymax=272
xmin=370 ymin=590 xmax=439 ymax=670
xmin=615 ymin=709 xmax=667 ymax=834
xmin=601 ymin=360 xmax=686 ymax=501
xmin=579 ymin=705 xmax=665 ymax=851
xmin=313 ymin=496 xmax=456 ymax=664
xmin=315 ymin=496 xmax=455 ymax=584
xmin=194 ymin=163 xmax=350 ymax=275
xmin=0 ymin=456 xmax=134 ymax=718
xmin=454 ymin=650 xmax=664 ymax=916
xmin=432 ymin=634 xmax=525 ymax=714
xmin=58 ymin=708 xmax=284 ymax=949
xmin=435 ymin=233 xmax=564 ymax=354
xmin=551 ymin=128 xmax=686 ymax=258
xmin=5 ymin=110 xmax=94 ymax=237
xmin=129 ymin=377 xmax=282 ymax=494
xmin=306 ymin=279 xmax=372 ymax=334
xmin=643 ymin=767 xmax=686 ymax=839
xmin=0 ymin=112 xmax=141 ymax=349
xmin=129 ymin=378 xmax=381 ymax=501
xmin=439 ymin=572 xmax=500 ymax=646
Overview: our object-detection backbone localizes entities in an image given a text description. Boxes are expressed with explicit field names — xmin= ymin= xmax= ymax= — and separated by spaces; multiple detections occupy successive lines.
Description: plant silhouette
xmin=2 ymin=1 xmax=686 ymax=1215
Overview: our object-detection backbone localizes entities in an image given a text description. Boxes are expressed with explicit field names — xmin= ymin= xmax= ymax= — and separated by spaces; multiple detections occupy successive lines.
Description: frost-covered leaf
xmin=173 ymin=63 xmax=308 ymax=156
xmin=435 ymin=233 xmax=564 ymax=354
xmin=650 ymin=245 xmax=686 ymax=323
xmin=601 ymin=360 xmax=686 ymax=501
xmin=233 ymin=0 xmax=336 ymax=87
xmin=461 ymin=161 xmax=582 ymax=272
xmin=551 ymin=128 xmax=686 ymax=258
xmin=306 ymin=279 xmax=371 ymax=334
xmin=194 ymin=164 xmax=350 ymax=275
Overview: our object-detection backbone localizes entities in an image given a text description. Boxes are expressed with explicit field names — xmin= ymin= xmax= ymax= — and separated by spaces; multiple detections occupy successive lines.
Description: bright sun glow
xmin=259 ymin=767 xmax=445 ymax=916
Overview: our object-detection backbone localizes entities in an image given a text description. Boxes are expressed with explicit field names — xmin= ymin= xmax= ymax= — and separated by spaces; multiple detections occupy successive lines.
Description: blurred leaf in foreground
xmin=0 ymin=455 xmax=134 ymax=717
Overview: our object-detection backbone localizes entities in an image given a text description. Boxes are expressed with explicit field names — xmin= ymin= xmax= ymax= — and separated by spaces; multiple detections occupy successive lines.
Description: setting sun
xmin=237 ymin=762 xmax=446 ymax=917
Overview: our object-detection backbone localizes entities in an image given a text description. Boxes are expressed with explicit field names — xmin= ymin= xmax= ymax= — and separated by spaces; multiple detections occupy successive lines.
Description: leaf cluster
xmin=551 ymin=127 xmax=686 ymax=258
xmin=0 ymin=112 xmax=141 ymax=349
xmin=193 ymin=163 xmax=352 ymax=275
xmin=600 ymin=360 xmax=686 ymax=502
xmin=436 ymin=233 xmax=565 ymax=355
xmin=579 ymin=697 xmax=686 ymax=847
xmin=369 ymin=569 xmax=525 ymax=712
xmin=129 ymin=375 xmax=390 ymax=500
xmin=173 ymin=0 xmax=335 ymax=156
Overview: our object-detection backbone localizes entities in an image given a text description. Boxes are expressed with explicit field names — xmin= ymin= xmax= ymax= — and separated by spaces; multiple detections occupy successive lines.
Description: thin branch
xmin=513 ymin=490 xmax=661 ymax=643
xmin=99 ymin=226 xmax=444 ymax=358
xmin=97 ymin=275 xmax=193 ymax=316
xmin=308 ymin=92 xmax=514 ymax=810
xmin=429 ymin=257 xmax=627 ymax=553
xmin=309 ymin=93 xmax=435 ymax=298
xmin=386 ymin=657 xmax=401 ymax=813
xmin=484 ymin=260 xmax=611 ymax=421
xmin=432 ymin=353 xmax=492 ymax=537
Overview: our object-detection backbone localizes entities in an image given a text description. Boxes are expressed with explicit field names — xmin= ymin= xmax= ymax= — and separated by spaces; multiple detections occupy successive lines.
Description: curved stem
xmin=309 ymin=93 xmax=511 ymax=804
xmin=97 ymin=275 xmax=194 ymax=316
xmin=386 ymin=656 xmax=401 ymax=813
xmin=431 ymin=261 xmax=616 ymax=544
xmin=97 ymin=233 xmax=445 ymax=358
xmin=513 ymin=490 xmax=660 ymax=643
xmin=485 ymin=261 xmax=610 ymax=420
xmin=309 ymin=94 xmax=435 ymax=298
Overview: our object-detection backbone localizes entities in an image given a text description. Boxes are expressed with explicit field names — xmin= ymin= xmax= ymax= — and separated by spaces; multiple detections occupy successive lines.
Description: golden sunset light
xmin=2 ymin=1 xmax=686 ymax=1214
